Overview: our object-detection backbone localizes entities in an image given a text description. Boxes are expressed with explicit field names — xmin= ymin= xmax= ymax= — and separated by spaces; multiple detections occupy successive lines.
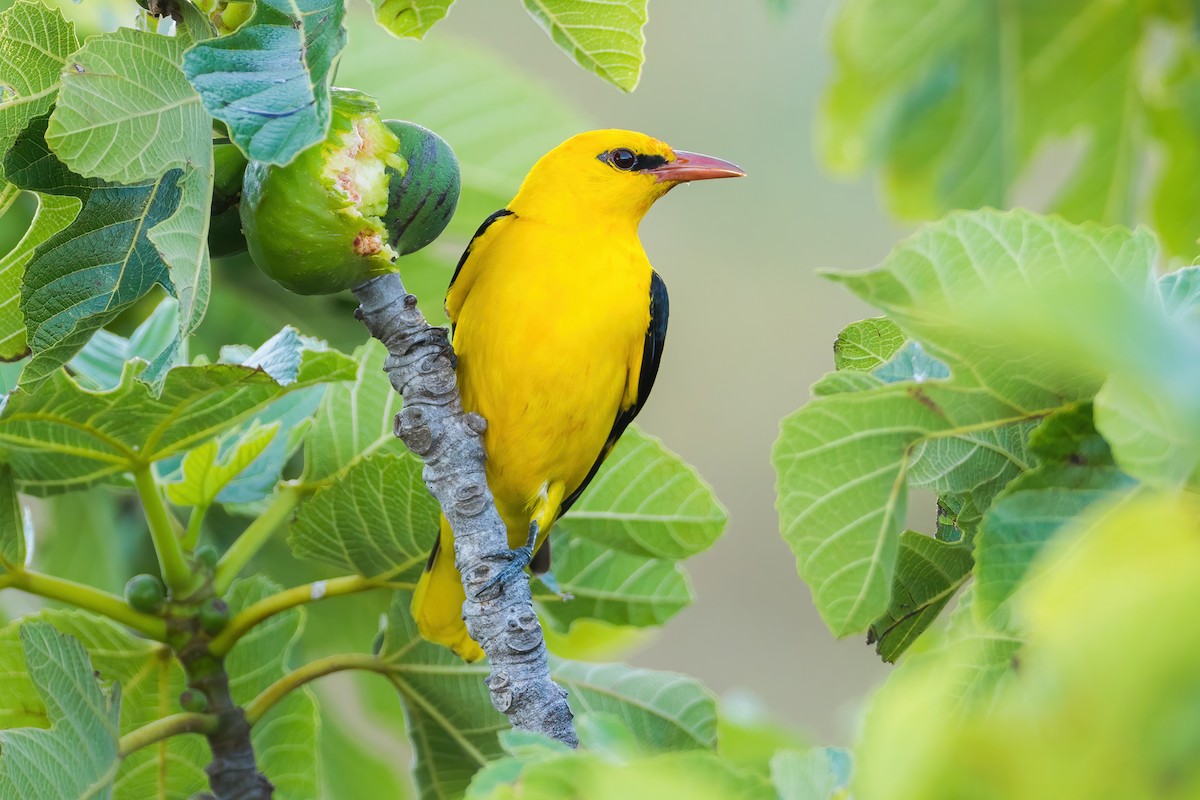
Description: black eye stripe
xmin=597 ymin=150 xmax=669 ymax=172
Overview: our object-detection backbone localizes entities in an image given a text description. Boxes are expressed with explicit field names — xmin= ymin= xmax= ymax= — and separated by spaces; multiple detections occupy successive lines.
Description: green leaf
xmin=0 ymin=622 xmax=120 ymax=799
xmin=776 ymin=210 xmax=1142 ymax=636
xmin=0 ymin=191 xmax=78 ymax=359
xmin=0 ymin=465 xmax=22 ymax=574
xmin=0 ymin=330 xmax=354 ymax=495
xmin=289 ymin=453 xmax=438 ymax=579
xmin=534 ymin=534 xmax=691 ymax=630
xmin=183 ymin=0 xmax=347 ymax=165
xmin=304 ymin=340 xmax=405 ymax=483
xmin=225 ymin=577 xmax=320 ymax=799
xmin=820 ymin=0 xmax=1145 ymax=224
xmin=372 ymin=0 xmax=455 ymax=38
xmin=521 ymin=0 xmax=648 ymax=92
xmin=555 ymin=427 xmax=727 ymax=560
xmin=867 ymin=531 xmax=973 ymax=662
xmin=771 ymin=747 xmax=853 ymax=800
xmin=379 ymin=593 xmax=717 ymax=798
xmin=832 ymin=317 xmax=905 ymax=371
xmin=1148 ymin=49 xmax=1200 ymax=258
xmin=69 ymin=297 xmax=182 ymax=391
xmin=166 ymin=422 xmax=279 ymax=508
xmin=46 ymin=26 xmax=214 ymax=359
xmin=0 ymin=1 xmax=78 ymax=160
xmin=1159 ymin=266 xmax=1200 ymax=321
xmin=974 ymin=405 xmax=1137 ymax=622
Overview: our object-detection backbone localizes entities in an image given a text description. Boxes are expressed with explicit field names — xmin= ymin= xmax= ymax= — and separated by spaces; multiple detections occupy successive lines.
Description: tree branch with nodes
xmin=352 ymin=273 xmax=578 ymax=748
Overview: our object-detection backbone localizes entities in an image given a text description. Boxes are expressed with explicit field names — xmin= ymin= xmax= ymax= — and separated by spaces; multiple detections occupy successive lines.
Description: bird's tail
xmin=411 ymin=516 xmax=485 ymax=662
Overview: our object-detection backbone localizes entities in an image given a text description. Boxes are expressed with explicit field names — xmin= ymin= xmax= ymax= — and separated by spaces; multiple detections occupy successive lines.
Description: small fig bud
xmin=194 ymin=544 xmax=219 ymax=570
xmin=124 ymin=574 xmax=165 ymax=613
xmin=199 ymin=598 xmax=231 ymax=634
xmin=179 ymin=688 xmax=208 ymax=712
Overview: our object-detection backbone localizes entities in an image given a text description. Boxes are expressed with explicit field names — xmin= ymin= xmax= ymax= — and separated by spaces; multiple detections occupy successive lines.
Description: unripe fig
xmin=209 ymin=143 xmax=249 ymax=258
xmin=194 ymin=544 xmax=219 ymax=570
xmin=240 ymin=89 xmax=407 ymax=295
xmin=125 ymin=574 xmax=165 ymax=613
xmin=199 ymin=598 xmax=231 ymax=634
xmin=179 ymin=688 xmax=208 ymax=712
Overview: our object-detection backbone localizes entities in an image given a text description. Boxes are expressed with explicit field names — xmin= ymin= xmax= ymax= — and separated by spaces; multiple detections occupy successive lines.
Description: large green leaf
xmin=775 ymin=210 xmax=1146 ymax=636
xmin=0 ymin=1 xmax=78 ymax=160
xmin=521 ymin=0 xmax=648 ymax=92
xmin=0 ymin=465 xmax=21 ymax=574
xmin=556 ymin=427 xmax=726 ymax=560
xmin=372 ymin=0 xmax=454 ymax=38
xmin=0 ymin=622 xmax=120 ymax=799
xmin=289 ymin=453 xmax=438 ymax=579
xmin=379 ymin=593 xmax=717 ymax=799
xmin=183 ymin=0 xmax=347 ymax=165
xmin=0 ymin=329 xmax=354 ymax=495
xmin=820 ymin=0 xmax=1146 ymax=224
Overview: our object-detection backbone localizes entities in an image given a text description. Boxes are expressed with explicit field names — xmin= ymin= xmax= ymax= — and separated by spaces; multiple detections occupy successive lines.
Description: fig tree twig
xmin=352 ymin=273 xmax=578 ymax=748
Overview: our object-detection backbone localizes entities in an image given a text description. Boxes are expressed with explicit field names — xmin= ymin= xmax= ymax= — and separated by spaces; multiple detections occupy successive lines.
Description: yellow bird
xmin=411 ymin=129 xmax=744 ymax=660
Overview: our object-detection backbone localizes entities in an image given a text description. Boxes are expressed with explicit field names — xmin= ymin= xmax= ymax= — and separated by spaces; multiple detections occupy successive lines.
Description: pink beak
xmin=648 ymin=150 xmax=746 ymax=183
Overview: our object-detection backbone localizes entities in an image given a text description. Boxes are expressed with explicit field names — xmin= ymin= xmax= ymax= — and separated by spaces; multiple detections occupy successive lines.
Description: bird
xmin=411 ymin=129 xmax=744 ymax=661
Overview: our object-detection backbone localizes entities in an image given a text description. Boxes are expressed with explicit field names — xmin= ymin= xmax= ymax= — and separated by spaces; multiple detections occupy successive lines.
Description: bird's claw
xmin=473 ymin=522 xmax=539 ymax=601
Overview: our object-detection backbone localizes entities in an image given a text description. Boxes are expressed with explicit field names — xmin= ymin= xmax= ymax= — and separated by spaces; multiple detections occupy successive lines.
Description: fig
xmin=199 ymin=598 xmax=231 ymax=634
xmin=209 ymin=143 xmax=248 ymax=258
xmin=125 ymin=574 xmax=165 ymax=613
xmin=194 ymin=544 xmax=219 ymax=570
xmin=179 ymin=688 xmax=208 ymax=712
xmin=240 ymin=88 xmax=461 ymax=295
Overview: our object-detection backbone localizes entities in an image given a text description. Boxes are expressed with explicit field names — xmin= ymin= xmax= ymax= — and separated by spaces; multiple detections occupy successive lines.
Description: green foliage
xmin=0 ymin=622 xmax=121 ymax=799
xmin=521 ymin=0 xmax=649 ymax=92
xmin=371 ymin=0 xmax=455 ymax=39
xmin=820 ymin=0 xmax=1200 ymax=257
xmin=0 ymin=1 xmax=77 ymax=159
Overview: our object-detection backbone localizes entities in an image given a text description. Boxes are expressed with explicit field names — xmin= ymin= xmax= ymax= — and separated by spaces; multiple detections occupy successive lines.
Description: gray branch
xmin=352 ymin=273 xmax=578 ymax=748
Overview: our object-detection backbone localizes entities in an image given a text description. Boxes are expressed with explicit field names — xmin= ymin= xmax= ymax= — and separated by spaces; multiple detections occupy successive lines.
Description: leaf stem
xmin=119 ymin=712 xmax=218 ymax=758
xmin=208 ymin=574 xmax=387 ymax=656
xmin=212 ymin=484 xmax=302 ymax=595
xmin=244 ymin=653 xmax=389 ymax=726
xmin=134 ymin=466 xmax=194 ymax=596
xmin=182 ymin=504 xmax=207 ymax=551
xmin=5 ymin=570 xmax=167 ymax=640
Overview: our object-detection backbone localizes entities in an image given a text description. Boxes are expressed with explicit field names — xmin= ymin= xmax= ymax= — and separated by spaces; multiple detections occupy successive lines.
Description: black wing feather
xmin=446 ymin=209 xmax=514 ymax=333
xmin=557 ymin=271 xmax=669 ymax=519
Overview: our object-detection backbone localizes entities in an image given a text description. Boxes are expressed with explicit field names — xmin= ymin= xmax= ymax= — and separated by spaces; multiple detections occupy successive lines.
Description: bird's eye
xmin=610 ymin=148 xmax=637 ymax=170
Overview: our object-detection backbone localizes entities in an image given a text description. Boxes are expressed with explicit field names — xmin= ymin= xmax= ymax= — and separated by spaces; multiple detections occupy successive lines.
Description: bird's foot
xmin=473 ymin=521 xmax=539 ymax=601
xmin=535 ymin=570 xmax=574 ymax=602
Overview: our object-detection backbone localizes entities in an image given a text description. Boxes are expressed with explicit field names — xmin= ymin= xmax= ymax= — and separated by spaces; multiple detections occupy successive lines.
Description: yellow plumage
xmin=411 ymin=130 xmax=743 ymax=660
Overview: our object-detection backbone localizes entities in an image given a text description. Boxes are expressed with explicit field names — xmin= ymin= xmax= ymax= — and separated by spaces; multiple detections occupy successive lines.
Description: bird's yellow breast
xmin=449 ymin=216 xmax=651 ymax=538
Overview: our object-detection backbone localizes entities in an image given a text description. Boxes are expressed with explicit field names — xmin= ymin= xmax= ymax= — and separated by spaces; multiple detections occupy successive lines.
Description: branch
xmin=208 ymin=574 xmax=387 ymax=656
xmin=134 ymin=466 xmax=195 ymax=596
xmin=4 ymin=570 xmax=167 ymax=640
xmin=352 ymin=274 xmax=578 ymax=748
xmin=212 ymin=484 xmax=302 ymax=595
xmin=243 ymin=653 xmax=388 ymax=726
xmin=119 ymin=712 xmax=219 ymax=757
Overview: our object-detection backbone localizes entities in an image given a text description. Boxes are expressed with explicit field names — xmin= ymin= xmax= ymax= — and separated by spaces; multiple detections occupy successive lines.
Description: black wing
xmin=446 ymin=208 xmax=515 ymax=331
xmin=557 ymin=270 xmax=669 ymax=519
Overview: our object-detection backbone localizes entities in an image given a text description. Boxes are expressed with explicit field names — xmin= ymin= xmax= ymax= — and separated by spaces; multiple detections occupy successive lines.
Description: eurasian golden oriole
xmin=412 ymin=129 xmax=744 ymax=660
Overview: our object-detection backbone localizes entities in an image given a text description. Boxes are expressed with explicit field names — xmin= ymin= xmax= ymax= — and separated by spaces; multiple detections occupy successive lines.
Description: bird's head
xmin=510 ymin=129 xmax=745 ymax=227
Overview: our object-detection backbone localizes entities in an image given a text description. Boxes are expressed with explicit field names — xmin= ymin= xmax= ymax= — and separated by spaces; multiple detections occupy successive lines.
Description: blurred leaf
xmin=1148 ymin=49 xmax=1200 ymax=258
xmin=833 ymin=317 xmax=905 ymax=372
xmin=0 ymin=465 xmax=20 ymax=573
xmin=534 ymin=534 xmax=691 ymax=629
xmin=226 ymin=577 xmax=320 ymax=798
xmin=1160 ymin=266 xmax=1200 ymax=321
xmin=0 ymin=1 xmax=78 ymax=159
xmin=771 ymin=747 xmax=853 ymax=800
xmin=820 ymin=0 xmax=1146 ymax=225
xmin=0 ymin=622 xmax=120 ymax=799
xmin=289 ymin=453 xmax=437 ymax=579
xmin=857 ymin=495 xmax=1200 ymax=799
xmin=0 ymin=330 xmax=353 ymax=495
xmin=183 ymin=0 xmax=346 ymax=165
xmin=166 ymin=422 xmax=279 ymax=508
xmin=716 ymin=692 xmax=809 ymax=776
xmin=46 ymin=24 xmax=213 ymax=372
xmin=557 ymin=427 xmax=727 ymax=560
xmin=867 ymin=531 xmax=973 ymax=662
xmin=304 ymin=340 xmax=404 ymax=482
xmin=974 ymin=405 xmax=1136 ymax=622
xmin=521 ymin=0 xmax=648 ymax=92
xmin=0 ymin=191 xmax=78 ymax=359
xmin=372 ymin=0 xmax=454 ymax=38
xmin=776 ymin=210 xmax=1139 ymax=636
xmin=541 ymin=618 xmax=653 ymax=662
xmin=70 ymin=297 xmax=181 ymax=391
